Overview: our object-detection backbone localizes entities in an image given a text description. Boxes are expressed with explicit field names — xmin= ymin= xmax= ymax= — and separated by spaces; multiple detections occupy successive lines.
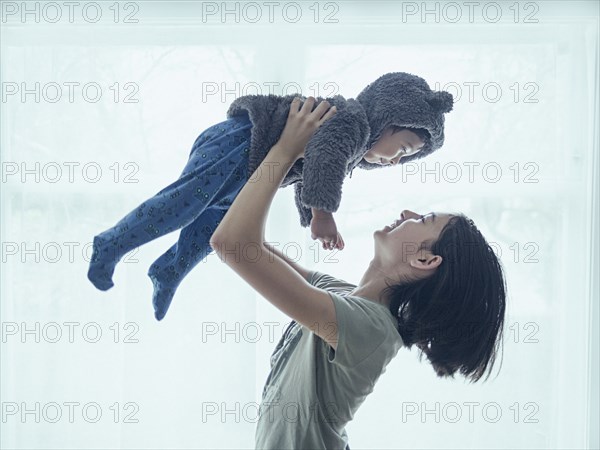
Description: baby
xmin=87 ymin=72 xmax=454 ymax=321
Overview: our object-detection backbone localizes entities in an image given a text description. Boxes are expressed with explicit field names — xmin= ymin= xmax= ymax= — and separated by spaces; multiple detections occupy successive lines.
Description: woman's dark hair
xmin=381 ymin=214 xmax=506 ymax=383
xmin=389 ymin=125 xmax=431 ymax=146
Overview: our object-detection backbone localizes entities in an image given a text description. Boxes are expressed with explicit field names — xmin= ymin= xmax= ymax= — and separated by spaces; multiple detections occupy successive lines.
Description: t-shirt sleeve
xmin=307 ymin=270 xmax=353 ymax=289
xmin=308 ymin=270 xmax=391 ymax=369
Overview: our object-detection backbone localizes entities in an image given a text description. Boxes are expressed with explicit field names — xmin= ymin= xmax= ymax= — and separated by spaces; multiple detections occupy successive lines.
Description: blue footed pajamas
xmin=88 ymin=114 xmax=253 ymax=320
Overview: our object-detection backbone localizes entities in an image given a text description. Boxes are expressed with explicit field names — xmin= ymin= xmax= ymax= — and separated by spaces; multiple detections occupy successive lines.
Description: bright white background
xmin=1 ymin=1 xmax=598 ymax=449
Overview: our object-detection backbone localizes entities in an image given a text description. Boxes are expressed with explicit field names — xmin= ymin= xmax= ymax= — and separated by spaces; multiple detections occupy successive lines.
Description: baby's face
xmin=362 ymin=128 xmax=424 ymax=166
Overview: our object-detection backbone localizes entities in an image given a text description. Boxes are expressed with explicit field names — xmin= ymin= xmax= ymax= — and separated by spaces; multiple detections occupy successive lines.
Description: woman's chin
xmin=373 ymin=226 xmax=390 ymax=238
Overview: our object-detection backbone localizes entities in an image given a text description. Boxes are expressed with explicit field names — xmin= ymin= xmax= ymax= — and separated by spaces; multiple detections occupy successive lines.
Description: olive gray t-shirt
xmin=254 ymin=270 xmax=404 ymax=450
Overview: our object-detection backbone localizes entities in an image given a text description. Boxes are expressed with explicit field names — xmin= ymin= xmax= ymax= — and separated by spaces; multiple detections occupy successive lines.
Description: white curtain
xmin=1 ymin=1 xmax=598 ymax=448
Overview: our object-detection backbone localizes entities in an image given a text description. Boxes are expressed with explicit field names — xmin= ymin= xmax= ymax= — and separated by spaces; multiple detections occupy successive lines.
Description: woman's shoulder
xmin=307 ymin=269 xmax=353 ymax=288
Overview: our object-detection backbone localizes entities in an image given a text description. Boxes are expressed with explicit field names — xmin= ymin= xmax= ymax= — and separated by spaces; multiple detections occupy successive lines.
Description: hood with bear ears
xmin=354 ymin=72 xmax=454 ymax=171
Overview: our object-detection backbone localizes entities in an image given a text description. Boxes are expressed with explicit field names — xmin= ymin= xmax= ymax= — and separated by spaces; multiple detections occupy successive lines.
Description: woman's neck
xmin=349 ymin=261 xmax=393 ymax=309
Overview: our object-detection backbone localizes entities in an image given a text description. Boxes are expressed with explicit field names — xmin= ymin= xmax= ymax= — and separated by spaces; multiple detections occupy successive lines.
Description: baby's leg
xmin=147 ymin=114 xmax=253 ymax=320
xmin=148 ymin=206 xmax=226 ymax=320
xmin=87 ymin=120 xmax=238 ymax=291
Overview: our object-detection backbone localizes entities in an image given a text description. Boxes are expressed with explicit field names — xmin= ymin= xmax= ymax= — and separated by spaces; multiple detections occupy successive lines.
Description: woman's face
xmin=362 ymin=128 xmax=425 ymax=166
xmin=373 ymin=210 xmax=453 ymax=277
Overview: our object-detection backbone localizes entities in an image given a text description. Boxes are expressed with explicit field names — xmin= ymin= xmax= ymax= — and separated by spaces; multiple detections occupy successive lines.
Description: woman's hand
xmin=276 ymin=97 xmax=337 ymax=161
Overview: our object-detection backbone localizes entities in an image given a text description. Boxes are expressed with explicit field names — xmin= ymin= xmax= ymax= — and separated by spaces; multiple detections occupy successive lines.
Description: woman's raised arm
xmin=263 ymin=240 xmax=312 ymax=283
xmin=209 ymin=97 xmax=339 ymax=349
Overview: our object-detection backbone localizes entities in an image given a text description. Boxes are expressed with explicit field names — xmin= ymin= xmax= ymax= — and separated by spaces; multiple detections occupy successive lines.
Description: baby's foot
xmin=87 ymin=236 xmax=118 ymax=291
xmin=149 ymin=275 xmax=177 ymax=321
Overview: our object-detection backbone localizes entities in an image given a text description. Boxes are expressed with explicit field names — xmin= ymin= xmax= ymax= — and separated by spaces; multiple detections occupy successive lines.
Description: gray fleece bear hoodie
xmin=225 ymin=72 xmax=454 ymax=227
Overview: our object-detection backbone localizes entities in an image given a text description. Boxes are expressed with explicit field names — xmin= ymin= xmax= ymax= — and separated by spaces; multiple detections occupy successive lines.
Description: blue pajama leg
xmin=147 ymin=117 xmax=252 ymax=320
xmin=147 ymin=207 xmax=226 ymax=320
xmin=87 ymin=117 xmax=249 ymax=292
xmin=87 ymin=181 xmax=207 ymax=291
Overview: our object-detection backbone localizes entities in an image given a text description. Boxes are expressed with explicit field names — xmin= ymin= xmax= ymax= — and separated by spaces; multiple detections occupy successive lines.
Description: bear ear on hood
xmin=427 ymin=91 xmax=454 ymax=114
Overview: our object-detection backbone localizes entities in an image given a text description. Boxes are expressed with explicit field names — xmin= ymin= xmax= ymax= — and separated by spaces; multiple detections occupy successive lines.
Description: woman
xmin=210 ymin=97 xmax=506 ymax=450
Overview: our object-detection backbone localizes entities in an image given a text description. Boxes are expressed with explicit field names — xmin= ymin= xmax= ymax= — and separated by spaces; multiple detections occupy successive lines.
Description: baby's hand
xmin=310 ymin=212 xmax=345 ymax=250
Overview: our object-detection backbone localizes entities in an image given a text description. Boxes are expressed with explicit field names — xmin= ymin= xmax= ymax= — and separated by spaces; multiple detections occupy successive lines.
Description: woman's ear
xmin=409 ymin=254 xmax=443 ymax=271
